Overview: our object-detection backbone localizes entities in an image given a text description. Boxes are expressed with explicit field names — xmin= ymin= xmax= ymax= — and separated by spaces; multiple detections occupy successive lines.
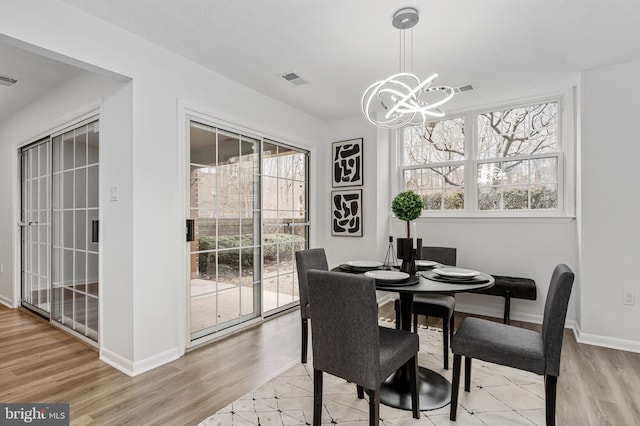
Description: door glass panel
xmin=75 ymin=126 xmax=87 ymax=167
xmin=75 ymin=168 xmax=87 ymax=208
xmin=50 ymin=119 xmax=100 ymax=343
xmin=189 ymin=121 xmax=261 ymax=340
xmin=63 ymin=132 xmax=74 ymax=170
xmin=63 ymin=171 xmax=74 ymax=209
xmin=87 ymin=253 xmax=99 ymax=296
xmin=262 ymin=140 xmax=309 ymax=315
xmin=20 ymin=140 xmax=51 ymax=315
xmin=75 ymin=211 xmax=86 ymax=250
xmin=87 ymin=123 xmax=99 ymax=165
xmin=87 ymin=166 xmax=99 ymax=208
xmin=87 ymin=296 xmax=99 ymax=341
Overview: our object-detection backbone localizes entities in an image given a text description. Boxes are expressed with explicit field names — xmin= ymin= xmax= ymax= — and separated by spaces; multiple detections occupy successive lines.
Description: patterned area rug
xmin=200 ymin=320 xmax=546 ymax=425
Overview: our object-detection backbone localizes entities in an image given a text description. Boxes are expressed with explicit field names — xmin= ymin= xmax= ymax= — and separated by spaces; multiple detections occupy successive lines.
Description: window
xmin=402 ymin=117 xmax=465 ymax=211
xmin=399 ymin=99 xmax=564 ymax=215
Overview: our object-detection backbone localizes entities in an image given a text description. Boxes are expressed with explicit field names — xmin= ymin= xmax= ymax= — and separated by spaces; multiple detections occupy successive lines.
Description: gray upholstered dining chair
xmin=396 ymin=246 xmax=457 ymax=369
xmin=294 ymin=248 xmax=329 ymax=364
xmin=449 ymin=264 xmax=574 ymax=426
xmin=307 ymin=270 xmax=420 ymax=425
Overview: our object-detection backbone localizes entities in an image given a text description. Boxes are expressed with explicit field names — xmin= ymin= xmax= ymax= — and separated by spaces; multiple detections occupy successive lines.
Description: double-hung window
xmin=399 ymin=99 xmax=564 ymax=215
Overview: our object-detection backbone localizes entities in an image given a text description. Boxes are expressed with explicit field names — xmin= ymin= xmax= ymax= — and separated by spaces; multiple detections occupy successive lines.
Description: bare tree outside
xmin=477 ymin=102 xmax=558 ymax=210
xmin=403 ymin=117 xmax=465 ymax=210
xmin=261 ymin=142 xmax=308 ymax=312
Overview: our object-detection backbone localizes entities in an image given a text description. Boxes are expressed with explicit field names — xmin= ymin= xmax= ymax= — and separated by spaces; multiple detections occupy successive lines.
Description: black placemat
xmin=420 ymin=270 xmax=490 ymax=284
xmin=337 ymin=264 xmax=385 ymax=273
xmin=374 ymin=275 xmax=420 ymax=287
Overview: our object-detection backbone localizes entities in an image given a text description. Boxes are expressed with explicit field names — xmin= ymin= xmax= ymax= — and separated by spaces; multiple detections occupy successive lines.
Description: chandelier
xmin=362 ymin=7 xmax=454 ymax=129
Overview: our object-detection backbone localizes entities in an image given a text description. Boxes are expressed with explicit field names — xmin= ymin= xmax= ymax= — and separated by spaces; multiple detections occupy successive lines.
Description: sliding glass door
xmin=188 ymin=121 xmax=261 ymax=340
xmin=187 ymin=119 xmax=310 ymax=341
xmin=20 ymin=139 xmax=52 ymax=316
xmin=262 ymin=141 xmax=309 ymax=314
xmin=20 ymin=118 xmax=100 ymax=344
xmin=50 ymin=120 xmax=100 ymax=342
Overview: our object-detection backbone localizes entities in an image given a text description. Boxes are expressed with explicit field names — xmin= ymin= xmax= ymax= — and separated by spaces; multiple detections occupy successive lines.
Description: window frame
xmin=396 ymin=95 xmax=571 ymax=218
xmin=400 ymin=113 xmax=468 ymax=212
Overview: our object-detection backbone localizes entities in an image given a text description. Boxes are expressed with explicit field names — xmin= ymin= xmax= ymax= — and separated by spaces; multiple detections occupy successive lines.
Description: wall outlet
xmin=623 ymin=291 xmax=635 ymax=306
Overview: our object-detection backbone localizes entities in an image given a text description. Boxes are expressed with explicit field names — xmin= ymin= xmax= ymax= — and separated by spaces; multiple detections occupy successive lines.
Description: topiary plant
xmin=391 ymin=190 xmax=424 ymax=238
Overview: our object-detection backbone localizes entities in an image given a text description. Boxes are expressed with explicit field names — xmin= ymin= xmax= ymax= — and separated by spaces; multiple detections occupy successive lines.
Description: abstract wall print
xmin=331 ymin=189 xmax=362 ymax=237
xmin=332 ymin=138 xmax=363 ymax=187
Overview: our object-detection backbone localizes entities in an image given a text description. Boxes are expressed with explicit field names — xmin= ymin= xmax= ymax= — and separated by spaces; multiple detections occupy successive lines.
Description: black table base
xmin=380 ymin=366 xmax=451 ymax=411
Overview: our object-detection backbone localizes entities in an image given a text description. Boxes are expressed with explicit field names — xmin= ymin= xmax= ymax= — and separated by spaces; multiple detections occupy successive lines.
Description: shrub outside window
xmin=399 ymin=100 xmax=562 ymax=215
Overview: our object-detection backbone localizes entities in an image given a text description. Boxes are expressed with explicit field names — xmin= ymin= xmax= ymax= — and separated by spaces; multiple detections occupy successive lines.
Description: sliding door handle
xmin=92 ymin=220 xmax=99 ymax=243
xmin=186 ymin=219 xmax=195 ymax=242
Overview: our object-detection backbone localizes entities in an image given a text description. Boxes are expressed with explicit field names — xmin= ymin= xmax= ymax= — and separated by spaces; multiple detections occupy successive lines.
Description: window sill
xmin=411 ymin=215 xmax=576 ymax=224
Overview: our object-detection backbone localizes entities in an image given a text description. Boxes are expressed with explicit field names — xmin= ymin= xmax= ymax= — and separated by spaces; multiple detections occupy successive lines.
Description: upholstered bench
xmin=476 ymin=275 xmax=537 ymax=324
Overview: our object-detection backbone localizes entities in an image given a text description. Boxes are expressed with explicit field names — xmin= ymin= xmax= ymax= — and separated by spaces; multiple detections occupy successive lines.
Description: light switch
xmin=110 ymin=186 xmax=119 ymax=201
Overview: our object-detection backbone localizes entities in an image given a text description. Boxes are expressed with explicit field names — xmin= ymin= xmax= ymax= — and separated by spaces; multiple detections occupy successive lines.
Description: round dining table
xmin=376 ymin=271 xmax=494 ymax=411
xmin=333 ymin=265 xmax=494 ymax=411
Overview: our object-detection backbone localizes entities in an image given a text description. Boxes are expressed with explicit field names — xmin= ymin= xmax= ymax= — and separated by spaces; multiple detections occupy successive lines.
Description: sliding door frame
xmin=19 ymin=137 xmax=52 ymax=318
xmin=181 ymin=104 xmax=312 ymax=349
xmin=15 ymin=111 xmax=101 ymax=348
xmin=187 ymin=118 xmax=263 ymax=341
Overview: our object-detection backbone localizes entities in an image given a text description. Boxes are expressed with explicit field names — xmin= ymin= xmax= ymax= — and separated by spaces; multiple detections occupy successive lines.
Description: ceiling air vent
xmin=0 ymin=74 xmax=18 ymax=87
xmin=454 ymin=84 xmax=473 ymax=93
xmin=279 ymin=71 xmax=308 ymax=86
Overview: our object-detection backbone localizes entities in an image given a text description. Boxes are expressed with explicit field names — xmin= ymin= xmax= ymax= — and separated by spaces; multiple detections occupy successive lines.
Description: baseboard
xmin=573 ymin=322 xmax=640 ymax=354
xmin=100 ymin=346 xmax=182 ymax=377
xmin=454 ymin=301 xmax=545 ymax=325
xmin=100 ymin=347 xmax=135 ymax=376
xmin=376 ymin=292 xmax=397 ymax=307
xmin=131 ymin=347 xmax=182 ymax=376
xmin=0 ymin=294 xmax=15 ymax=308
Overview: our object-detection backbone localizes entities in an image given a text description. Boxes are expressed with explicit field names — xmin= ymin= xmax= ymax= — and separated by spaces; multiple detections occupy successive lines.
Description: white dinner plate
xmin=432 ymin=267 xmax=480 ymax=279
xmin=415 ymin=260 xmax=439 ymax=267
xmin=347 ymin=260 xmax=384 ymax=268
xmin=364 ymin=270 xmax=410 ymax=282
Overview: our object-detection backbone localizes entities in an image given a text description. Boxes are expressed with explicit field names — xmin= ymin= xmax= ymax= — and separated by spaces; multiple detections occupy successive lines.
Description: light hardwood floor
xmin=1 ymin=303 xmax=638 ymax=425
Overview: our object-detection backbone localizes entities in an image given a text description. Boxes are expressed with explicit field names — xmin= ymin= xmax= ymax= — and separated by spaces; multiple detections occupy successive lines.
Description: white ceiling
xmin=0 ymin=41 xmax=84 ymax=122
xmin=4 ymin=1 xmax=640 ymax=123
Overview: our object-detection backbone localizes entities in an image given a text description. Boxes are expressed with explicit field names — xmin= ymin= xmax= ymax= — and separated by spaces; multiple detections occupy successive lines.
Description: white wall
xmin=100 ymin=80 xmax=135 ymax=362
xmin=394 ymin=218 xmax=578 ymax=323
xmin=318 ymin=117 xmax=381 ymax=266
xmin=579 ymin=60 xmax=640 ymax=352
xmin=1 ymin=0 xmax=324 ymax=375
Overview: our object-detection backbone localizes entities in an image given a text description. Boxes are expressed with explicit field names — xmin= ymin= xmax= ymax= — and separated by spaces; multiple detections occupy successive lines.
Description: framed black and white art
xmin=332 ymin=138 xmax=363 ymax=187
xmin=331 ymin=189 xmax=363 ymax=237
